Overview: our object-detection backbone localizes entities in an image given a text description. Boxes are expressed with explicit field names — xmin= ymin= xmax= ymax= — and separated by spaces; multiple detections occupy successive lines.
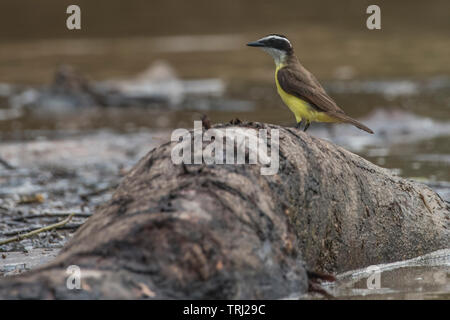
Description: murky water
xmin=324 ymin=249 xmax=450 ymax=299
xmin=283 ymin=249 xmax=450 ymax=300
xmin=0 ymin=0 xmax=449 ymax=298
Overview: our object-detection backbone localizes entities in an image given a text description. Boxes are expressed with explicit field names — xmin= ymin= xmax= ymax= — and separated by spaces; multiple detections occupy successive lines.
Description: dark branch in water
xmin=307 ymin=270 xmax=337 ymax=283
xmin=0 ymin=157 xmax=15 ymax=170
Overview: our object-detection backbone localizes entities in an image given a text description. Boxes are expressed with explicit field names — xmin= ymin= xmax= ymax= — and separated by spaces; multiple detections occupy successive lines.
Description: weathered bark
xmin=0 ymin=122 xmax=448 ymax=299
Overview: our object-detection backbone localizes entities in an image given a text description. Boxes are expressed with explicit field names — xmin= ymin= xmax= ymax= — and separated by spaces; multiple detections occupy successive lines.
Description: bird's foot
xmin=303 ymin=120 xmax=311 ymax=132
xmin=295 ymin=120 xmax=303 ymax=129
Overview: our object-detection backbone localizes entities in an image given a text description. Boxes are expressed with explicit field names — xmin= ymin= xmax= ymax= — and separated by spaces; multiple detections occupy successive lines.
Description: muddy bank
xmin=0 ymin=122 xmax=448 ymax=299
xmin=0 ymin=130 xmax=167 ymax=255
xmin=0 ymin=249 xmax=60 ymax=277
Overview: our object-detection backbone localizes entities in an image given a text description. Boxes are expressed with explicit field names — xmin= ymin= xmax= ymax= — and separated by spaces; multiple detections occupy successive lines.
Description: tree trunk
xmin=0 ymin=122 xmax=448 ymax=299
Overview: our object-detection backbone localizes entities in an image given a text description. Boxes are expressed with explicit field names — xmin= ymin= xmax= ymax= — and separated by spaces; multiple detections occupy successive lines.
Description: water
xmin=281 ymin=249 xmax=450 ymax=299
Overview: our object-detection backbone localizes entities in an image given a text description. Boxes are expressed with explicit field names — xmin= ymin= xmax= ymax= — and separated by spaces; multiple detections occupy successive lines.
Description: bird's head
xmin=247 ymin=34 xmax=293 ymax=65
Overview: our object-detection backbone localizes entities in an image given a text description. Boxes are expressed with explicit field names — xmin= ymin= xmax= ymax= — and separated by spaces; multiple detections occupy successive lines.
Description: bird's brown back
xmin=277 ymin=54 xmax=374 ymax=134
xmin=278 ymin=55 xmax=346 ymax=115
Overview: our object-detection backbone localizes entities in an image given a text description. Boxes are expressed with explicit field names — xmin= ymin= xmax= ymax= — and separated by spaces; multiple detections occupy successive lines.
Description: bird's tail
xmin=330 ymin=113 xmax=374 ymax=134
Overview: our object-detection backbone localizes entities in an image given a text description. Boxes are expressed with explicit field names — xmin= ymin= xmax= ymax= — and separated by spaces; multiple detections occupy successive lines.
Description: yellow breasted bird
xmin=247 ymin=34 xmax=373 ymax=133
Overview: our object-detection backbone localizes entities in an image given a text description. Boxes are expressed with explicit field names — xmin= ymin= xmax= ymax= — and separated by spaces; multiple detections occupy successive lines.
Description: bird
xmin=247 ymin=34 xmax=374 ymax=134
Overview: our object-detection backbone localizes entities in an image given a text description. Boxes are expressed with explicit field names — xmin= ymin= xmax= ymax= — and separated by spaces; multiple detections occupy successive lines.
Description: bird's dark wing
xmin=277 ymin=64 xmax=374 ymax=134
xmin=277 ymin=67 xmax=344 ymax=114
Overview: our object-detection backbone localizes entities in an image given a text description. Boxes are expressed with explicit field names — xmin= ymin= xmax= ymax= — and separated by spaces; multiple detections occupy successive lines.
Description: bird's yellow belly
xmin=275 ymin=68 xmax=335 ymax=123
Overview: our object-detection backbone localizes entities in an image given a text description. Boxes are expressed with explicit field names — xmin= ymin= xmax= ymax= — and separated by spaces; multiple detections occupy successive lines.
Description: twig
xmin=308 ymin=281 xmax=335 ymax=299
xmin=0 ymin=213 xmax=75 ymax=246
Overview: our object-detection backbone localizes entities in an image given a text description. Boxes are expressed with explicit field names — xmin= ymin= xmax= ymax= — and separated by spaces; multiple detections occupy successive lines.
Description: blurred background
xmin=0 ymin=0 xmax=449 ymax=186
xmin=0 ymin=0 xmax=449 ymax=298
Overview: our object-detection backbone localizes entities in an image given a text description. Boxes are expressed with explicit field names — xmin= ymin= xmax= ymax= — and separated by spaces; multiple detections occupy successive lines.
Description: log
xmin=0 ymin=122 xmax=448 ymax=299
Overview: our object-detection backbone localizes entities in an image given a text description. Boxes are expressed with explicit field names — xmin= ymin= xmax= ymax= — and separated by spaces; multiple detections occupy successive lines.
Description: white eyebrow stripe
xmin=258 ymin=35 xmax=291 ymax=45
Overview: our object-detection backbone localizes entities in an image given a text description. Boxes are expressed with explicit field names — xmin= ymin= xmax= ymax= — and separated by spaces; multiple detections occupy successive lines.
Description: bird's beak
xmin=247 ymin=40 xmax=265 ymax=47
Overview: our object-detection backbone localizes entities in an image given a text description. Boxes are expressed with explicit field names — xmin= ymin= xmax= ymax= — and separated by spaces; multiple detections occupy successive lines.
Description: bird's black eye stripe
xmin=263 ymin=37 xmax=292 ymax=52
